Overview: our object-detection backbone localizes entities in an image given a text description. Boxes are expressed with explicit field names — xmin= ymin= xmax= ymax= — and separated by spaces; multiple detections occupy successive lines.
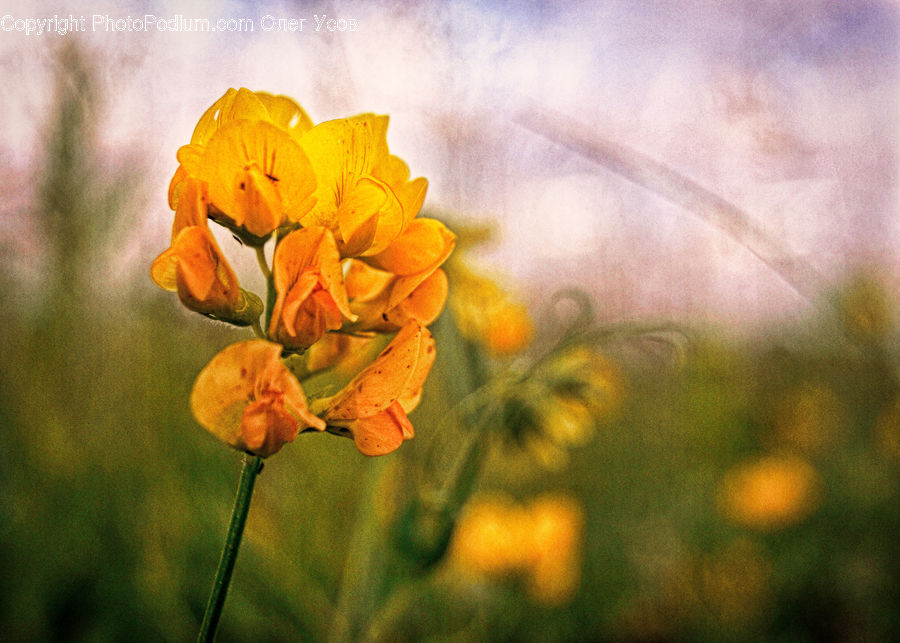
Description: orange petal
xmin=190 ymin=340 xmax=325 ymax=456
xmin=270 ymin=228 xmax=355 ymax=345
xmin=368 ymin=218 xmax=455 ymax=276
xmin=385 ymin=269 xmax=449 ymax=329
xmin=240 ymin=395 xmax=299 ymax=457
xmin=323 ymin=321 xmax=435 ymax=420
xmin=348 ymin=401 xmax=414 ymax=456
xmin=171 ymin=177 xmax=208 ymax=237
xmin=171 ymin=227 xmax=230 ymax=304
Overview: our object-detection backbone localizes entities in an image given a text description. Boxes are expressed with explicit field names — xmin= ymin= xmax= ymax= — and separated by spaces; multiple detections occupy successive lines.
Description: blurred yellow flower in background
xmin=449 ymin=264 xmax=534 ymax=356
xmin=526 ymin=494 xmax=584 ymax=605
xmin=269 ymin=226 xmax=356 ymax=351
xmin=190 ymin=340 xmax=325 ymax=457
xmin=449 ymin=494 xmax=532 ymax=577
xmin=449 ymin=492 xmax=584 ymax=605
xmin=516 ymin=347 xmax=625 ymax=468
xmin=717 ymin=455 xmax=823 ymax=530
xmin=312 ymin=320 xmax=436 ymax=455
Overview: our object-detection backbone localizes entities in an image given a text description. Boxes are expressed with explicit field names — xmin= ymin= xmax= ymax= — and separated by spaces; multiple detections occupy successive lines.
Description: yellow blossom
xmin=190 ymin=340 xmax=326 ymax=457
xmin=171 ymin=88 xmax=318 ymax=242
xmin=449 ymin=264 xmax=534 ymax=356
xmin=526 ymin=494 xmax=584 ymax=605
xmin=268 ymin=226 xmax=356 ymax=350
xmin=718 ymin=455 xmax=823 ymax=530
xmin=449 ymin=494 xmax=532 ymax=577
xmin=298 ymin=114 xmax=425 ymax=257
xmin=311 ymin=320 xmax=436 ymax=456
xmin=449 ymin=493 xmax=584 ymax=605
xmin=151 ymin=178 xmax=260 ymax=325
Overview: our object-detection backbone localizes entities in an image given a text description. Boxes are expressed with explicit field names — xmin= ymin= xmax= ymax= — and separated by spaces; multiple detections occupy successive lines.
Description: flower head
xmin=151 ymin=178 xmax=261 ymax=325
xmin=268 ymin=226 xmax=356 ymax=351
xmin=298 ymin=114 xmax=425 ymax=257
xmin=312 ymin=320 xmax=436 ymax=455
xmin=190 ymin=340 xmax=325 ymax=457
xmin=172 ymin=88 xmax=317 ymax=243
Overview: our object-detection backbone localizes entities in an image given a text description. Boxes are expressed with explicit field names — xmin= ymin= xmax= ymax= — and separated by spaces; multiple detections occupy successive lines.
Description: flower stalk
xmin=198 ymin=453 xmax=263 ymax=642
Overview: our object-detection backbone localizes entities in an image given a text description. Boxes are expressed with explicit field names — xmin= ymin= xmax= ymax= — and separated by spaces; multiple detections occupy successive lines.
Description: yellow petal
xmin=168 ymin=165 xmax=188 ymax=210
xmin=200 ymin=120 xmax=317 ymax=237
xmin=256 ymin=92 xmax=314 ymax=139
xmin=150 ymin=247 xmax=178 ymax=292
xmin=345 ymin=259 xmax=393 ymax=303
xmin=175 ymin=144 xmax=205 ymax=183
xmin=190 ymin=87 xmax=270 ymax=145
xmin=299 ymin=114 xmax=391 ymax=226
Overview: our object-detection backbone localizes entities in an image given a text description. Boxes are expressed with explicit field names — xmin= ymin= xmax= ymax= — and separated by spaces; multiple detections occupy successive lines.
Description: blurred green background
xmin=2 ymin=42 xmax=899 ymax=643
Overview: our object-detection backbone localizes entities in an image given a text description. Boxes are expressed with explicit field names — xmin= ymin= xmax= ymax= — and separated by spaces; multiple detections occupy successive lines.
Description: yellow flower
xmin=717 ymin=455 xmax=823 ymax=530
xmin=449 ymin=492 xmax=584 ymax=605
xmin=172 ymin=88 xmax=317 ymax=242
xmin=312 ymin=320 xmax=436 ymax=455
xmin=151 ymin=178 xmax=260 ymax=325
xmin=449 ymin=494 xmax=532 ymax=576
xmin=268 ymin=226 xmax=356 ymax=350
xmin=448 ymin=264 xmax=534 ymax=356
xmin=526 ymin=494 xmax=584 ymax=606
xmin=190 ymin=340 xmax=326 ymax=457
xmin=344 ymin=218 xmax=456 ymax=331
xmin=500 ymin=347 xmax=624 ymax=468
xmin=298 ymin=114 xmax=424 ymax=257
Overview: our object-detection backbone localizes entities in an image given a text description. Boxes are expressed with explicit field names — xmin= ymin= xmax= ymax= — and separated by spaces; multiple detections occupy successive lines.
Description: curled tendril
xmin=547 ymin=288 xmax=596 ymax=337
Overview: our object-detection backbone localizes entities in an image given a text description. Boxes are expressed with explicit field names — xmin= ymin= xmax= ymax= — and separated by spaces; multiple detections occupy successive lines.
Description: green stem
xmin=198 ymin=453 xmax=263 ymax=642
xmin=254 ymin=245 xmax=271 ymax=280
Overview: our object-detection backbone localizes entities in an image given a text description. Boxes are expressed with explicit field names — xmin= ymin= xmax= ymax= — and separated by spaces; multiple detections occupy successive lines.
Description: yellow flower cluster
xmin=152 ymin=88 xmax=455 ymax=457
xmin=448 ymin=493 xmax=584 ymax=605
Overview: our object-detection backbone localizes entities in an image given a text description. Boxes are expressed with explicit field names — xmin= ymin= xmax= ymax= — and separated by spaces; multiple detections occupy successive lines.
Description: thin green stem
xmin=251 ymin=318 xmax=265 ymax=339
xmin=254 ymin=245 xmax=271 ymax=280
xmin=198 ymin=454 xmax=263 ymax=642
